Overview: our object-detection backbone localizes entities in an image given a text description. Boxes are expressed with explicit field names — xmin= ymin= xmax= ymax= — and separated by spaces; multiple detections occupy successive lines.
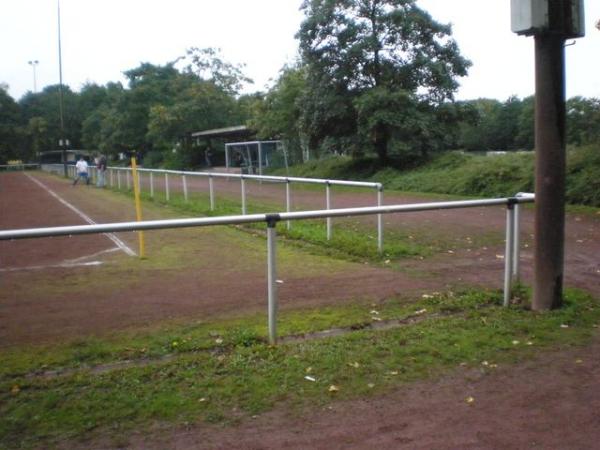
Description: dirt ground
xmin=2 ymin=170 xmax=600 ymax=449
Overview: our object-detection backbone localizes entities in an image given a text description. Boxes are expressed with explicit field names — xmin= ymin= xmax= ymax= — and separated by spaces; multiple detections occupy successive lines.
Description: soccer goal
xmin=224 ymin=140 xmax=287 ymax=175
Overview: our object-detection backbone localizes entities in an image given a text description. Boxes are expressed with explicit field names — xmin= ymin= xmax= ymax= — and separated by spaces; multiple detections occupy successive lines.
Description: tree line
xmin=2 ymin=0 xmax=599 ymax=167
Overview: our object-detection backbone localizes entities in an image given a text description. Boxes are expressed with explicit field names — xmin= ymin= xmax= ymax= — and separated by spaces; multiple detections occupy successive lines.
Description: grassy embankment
xmin=273 ymin=145 xmax=600 ymax=209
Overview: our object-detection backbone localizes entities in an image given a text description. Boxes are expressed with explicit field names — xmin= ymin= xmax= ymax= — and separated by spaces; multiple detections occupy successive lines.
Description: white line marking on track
xmin=0 ymin=261 xmax=104 ymax=273
xmin=24 ymin=173 xmax=136 ymax=256
xmin=64 ymin=247 xmax=121 ymax=264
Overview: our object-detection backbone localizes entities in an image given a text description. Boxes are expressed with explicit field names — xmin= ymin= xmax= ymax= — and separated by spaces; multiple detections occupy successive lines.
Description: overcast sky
xmin=2 ymin=0 xmax=599 ymax=102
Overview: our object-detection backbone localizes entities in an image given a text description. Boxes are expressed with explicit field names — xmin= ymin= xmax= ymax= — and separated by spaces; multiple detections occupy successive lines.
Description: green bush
xmin=276 ymin=145 xmax=600 ymax=207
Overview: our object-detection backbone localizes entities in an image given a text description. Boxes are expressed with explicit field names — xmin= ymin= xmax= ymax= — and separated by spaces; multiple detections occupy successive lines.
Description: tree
xmin=567 ymin=96 xmax=600 ymax=146
xmin=0 ymin=85 xmax=23 ymax=163
xmin=249 ymin=66 xmax=312 ymax=160
xmin=19 ymin=85 xmax=82 ymax=151
xmin=297 ymin=0 xmax=470 ymax=162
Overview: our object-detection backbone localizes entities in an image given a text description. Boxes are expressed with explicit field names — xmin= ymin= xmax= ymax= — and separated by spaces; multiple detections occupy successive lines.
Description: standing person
xmin=96 ymin=154 xmax=107 ymax=188
xmin=204 ymin=147 xmax=213 ymax=168
xmin=73 ymin=156 xmax=89 ymax=186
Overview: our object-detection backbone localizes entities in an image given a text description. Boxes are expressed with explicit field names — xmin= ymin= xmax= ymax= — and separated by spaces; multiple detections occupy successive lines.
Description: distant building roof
xmin=191 ymin=125 xmax=254 ymax=140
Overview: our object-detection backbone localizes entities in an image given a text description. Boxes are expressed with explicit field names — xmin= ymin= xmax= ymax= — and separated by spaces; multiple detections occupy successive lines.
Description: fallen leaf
xmin=328 ymin=385 xmax=339 ymax=393
xmin=560 ymin=324 xmax=570 ymax=329
xmin=496 ymin=254 xmax=504 ymax=259
xmin=276 ymin=279 xmax=284 ymax=284
xmin=348 ymin=362 xmax=360 ymax=368
xmin=465 ymin=396 xmax=475 ymax=405
xmin=215 ymin=338 xmax=224 ymax=344
xmin=11 ymin=385 xmax=20 ymax=395
xmin=306 ymin=367 xmax=313 ymax=373
xmin=304 ymin=376 xmax=316 ymax=382
xmin=370 ymin=310 xmax=380 ymax=315
xmin=367 ymin=383 xmax=375 ymax=389
xmin=575 ymin=359 xmax=583 ymax=364
xmin=512 ymin=340 xmax=520 ymax=345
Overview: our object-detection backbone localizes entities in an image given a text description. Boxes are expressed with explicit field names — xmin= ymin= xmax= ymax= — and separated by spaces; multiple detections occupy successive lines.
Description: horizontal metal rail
xmin=0 ymin=164 xmax=40 ymax=170
xmin=46 ymin=163 xmax=384 ymax=251
xmin=0 ymin=196 xmax=532 ymax=240
xmin=0 ymin=194 xmax=535 ymax=344
xmin=107 ymin=166 xmax=381 ymax=189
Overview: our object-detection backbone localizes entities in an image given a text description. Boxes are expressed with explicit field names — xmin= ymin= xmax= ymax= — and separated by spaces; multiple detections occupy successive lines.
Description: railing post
xmin=241 ymin=177 xmax=247 ymax=215
xmin=286 ymin=179 xmax=291 ymax=230
xmin=182 ymin=174 xmax=188 ymax=202
xmin=209 ymin=175 xmax=215 ymax=211
xmin=126 ymin=170 xmax=131 ymax=190
xmin=117 ymin=170 xmax=121 ymax=190
xmin=165 ymin=173 xmax=170 ymax=202
xmin=513 ymin=201 xmax=521 ymax=283
xmin=326 ymin=182 xmax=332 ymax=241
xmin=150 ymin=172 xmax=154 ymax=198
xmin=377 ymin=184 xmax=383 ymax=253
xmin=266 ymin=214 xmax=280 ymax=345
xmin=110 ymin=168 xmax=114 ymax=188
xmin=503 ymin=200 xmax=516 ymax=306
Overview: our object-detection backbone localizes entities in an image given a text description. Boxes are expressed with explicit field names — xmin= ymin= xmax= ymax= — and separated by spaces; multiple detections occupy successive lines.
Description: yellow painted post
xmin=130 ymin=157 xmax=146 ymax=258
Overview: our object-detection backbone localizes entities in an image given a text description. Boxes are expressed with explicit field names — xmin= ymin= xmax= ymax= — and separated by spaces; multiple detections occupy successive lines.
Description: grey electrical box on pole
xmin=511 ymin=0 xmax=585 ymax=311
xmin=511 ymin=0 xmax=585 ymax=37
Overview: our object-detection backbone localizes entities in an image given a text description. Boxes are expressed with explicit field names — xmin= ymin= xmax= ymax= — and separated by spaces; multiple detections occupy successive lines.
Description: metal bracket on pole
xmin=265 ymin=214 xmax=281 ymax=345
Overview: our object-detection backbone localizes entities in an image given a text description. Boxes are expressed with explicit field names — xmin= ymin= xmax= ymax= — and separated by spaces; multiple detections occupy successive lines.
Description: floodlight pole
xmin=57 ymin=0 xmax=67 ymax=178
xmin=532 ymin=34 xmax=567 ymax=310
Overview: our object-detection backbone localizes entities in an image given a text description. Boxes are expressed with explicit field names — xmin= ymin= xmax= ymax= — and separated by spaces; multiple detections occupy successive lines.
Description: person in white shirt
xmin=73 ymin=156 xmax=90 ymax=185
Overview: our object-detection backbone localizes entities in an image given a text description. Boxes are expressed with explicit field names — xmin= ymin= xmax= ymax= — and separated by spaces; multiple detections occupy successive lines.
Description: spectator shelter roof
xmin=191 ymin=125 xmax=255 ymax=141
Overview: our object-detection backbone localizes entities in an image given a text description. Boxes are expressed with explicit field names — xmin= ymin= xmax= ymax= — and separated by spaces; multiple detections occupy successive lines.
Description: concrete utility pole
xmin=533 ymin=33 xmax=566 ymax=310
xmin=511 ymin=0 xmax=585 ymax=310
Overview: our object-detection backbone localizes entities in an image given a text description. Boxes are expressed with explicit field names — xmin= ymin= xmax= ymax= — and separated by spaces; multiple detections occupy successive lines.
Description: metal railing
xmin=44 ymin=164 xmax=385 ymax=252
xmin=1 ymin=163 xmax=40 ymax=171
xmin=0 ymin=193 xmax=535 ymax=344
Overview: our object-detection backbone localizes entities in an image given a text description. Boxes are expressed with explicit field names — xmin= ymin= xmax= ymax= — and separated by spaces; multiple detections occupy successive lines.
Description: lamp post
xmin=27 ymin=60 xmax=39 ymax=93
xmin=57 ymin=0 xmax=67 ymax=177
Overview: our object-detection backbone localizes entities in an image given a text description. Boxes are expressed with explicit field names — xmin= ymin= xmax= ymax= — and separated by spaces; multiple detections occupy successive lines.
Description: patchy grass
xmin=1 ymin=289 xmax=599 ymax=449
